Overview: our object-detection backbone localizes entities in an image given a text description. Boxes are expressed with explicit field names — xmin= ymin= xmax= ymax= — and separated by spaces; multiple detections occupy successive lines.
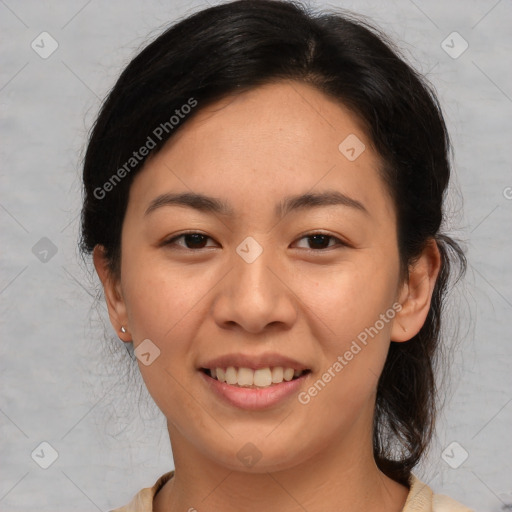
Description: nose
xmin=211 ymin=245 xmax=298 ymax=334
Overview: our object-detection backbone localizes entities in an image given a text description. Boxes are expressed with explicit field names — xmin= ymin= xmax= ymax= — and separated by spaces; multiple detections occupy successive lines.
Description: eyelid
xmin=292 ymin=231 xmax=350 ymax=250
xmin=162 ymin=230 xmax=350 ymax=251
xmin=162 ymin=231 xmax=219 ymax=249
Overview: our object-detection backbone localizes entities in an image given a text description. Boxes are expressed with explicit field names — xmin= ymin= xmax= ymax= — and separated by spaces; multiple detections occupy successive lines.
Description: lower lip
xmin=199 ymin=370 xmax=310 ymax=410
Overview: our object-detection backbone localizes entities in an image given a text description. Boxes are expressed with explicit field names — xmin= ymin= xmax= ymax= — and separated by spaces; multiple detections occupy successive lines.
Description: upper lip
xmin=199 ymin=352 xmax=310 ymax=371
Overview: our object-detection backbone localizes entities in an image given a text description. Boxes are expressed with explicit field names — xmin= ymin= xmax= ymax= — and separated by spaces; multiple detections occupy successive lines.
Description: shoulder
xmin=110 ymin=471 xmax=175 ymax=512
xmin=404 ymin=474 xmax=474 ymax=512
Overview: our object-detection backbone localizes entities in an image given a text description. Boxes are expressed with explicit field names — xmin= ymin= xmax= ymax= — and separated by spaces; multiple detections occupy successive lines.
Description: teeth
xmin=271 ymin=366 xmax=283 ymax=383
xmin=225 ymin=366 xmax=237 ymax=385
xmin=283 ymin=368 xmax=294 ymax=381
xmin=209 ymin=366 xmax=306 ymax=387
xmin=237 ymin=367 xmax=254 ymax=386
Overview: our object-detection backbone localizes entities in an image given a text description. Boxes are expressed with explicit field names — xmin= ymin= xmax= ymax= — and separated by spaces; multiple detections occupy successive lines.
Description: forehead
xmin=164 ymin=80 xmax=371 ymax=167
xmin=128 ymin=81 xmax=395 ymax=223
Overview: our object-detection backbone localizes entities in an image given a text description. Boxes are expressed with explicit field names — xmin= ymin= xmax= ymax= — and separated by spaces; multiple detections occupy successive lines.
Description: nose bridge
xmin=232 ymin=237 xmax=280 ymax=309
xmin=233 ymin=234 xmax=277 ymax=289
xmin=236 ymin=247 xmax=273 ymax=295
xmin=211 ymin=236 xmax=297 ymax=333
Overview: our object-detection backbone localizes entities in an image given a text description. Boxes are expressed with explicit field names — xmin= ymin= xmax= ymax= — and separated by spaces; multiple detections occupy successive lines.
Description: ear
xmin=93 ymin=245 xmax=131 ymax=342
xmin=391 ymin=238 xmax=442 ymax=342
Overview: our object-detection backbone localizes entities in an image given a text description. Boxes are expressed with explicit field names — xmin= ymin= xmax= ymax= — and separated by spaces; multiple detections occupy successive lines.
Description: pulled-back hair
xmin=80 ymin=0 xmax=466 ymax=486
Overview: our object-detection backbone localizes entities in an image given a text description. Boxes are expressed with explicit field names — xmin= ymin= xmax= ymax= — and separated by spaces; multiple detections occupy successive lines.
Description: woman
xmin=80 ymin=0 xmax=471 ymax=510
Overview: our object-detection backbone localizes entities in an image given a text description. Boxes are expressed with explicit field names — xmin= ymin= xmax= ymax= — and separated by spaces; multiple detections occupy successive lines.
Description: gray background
xmin=1 ymin=0 xmax=511 ymax=511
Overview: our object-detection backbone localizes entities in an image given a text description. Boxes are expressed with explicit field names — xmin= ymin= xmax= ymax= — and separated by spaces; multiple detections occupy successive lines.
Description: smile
xmin=199 ymin=367 xmax=312 ymax=410
xmin=201 ymin=366 xmax=311 ymax=388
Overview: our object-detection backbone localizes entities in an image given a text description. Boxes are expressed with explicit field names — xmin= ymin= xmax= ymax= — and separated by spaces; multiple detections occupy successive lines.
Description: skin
xmin=94 ymin=80 xmax=441 ymax=512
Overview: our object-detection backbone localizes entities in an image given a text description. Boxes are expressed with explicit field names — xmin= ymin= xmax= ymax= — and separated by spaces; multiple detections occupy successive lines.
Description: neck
xmin=154 ymin=424 xmax=409 ymax=512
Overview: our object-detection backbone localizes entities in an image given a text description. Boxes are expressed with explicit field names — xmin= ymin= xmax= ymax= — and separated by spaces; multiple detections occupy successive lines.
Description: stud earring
xmin=120 ymin=326 xmax=127 ymax=333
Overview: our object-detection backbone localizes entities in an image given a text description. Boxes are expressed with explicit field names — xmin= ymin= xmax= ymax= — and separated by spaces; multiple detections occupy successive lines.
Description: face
xmin=102 ymin=81 xmax=409 ymax=473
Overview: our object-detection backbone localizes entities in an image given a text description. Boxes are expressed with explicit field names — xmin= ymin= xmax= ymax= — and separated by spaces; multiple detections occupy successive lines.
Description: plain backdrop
xmin=1 ymin=1 xmax=511 ymax=511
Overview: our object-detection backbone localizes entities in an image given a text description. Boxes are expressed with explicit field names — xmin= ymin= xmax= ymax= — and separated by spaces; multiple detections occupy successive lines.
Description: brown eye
xmin=164 ymin=232 xmax=217 ymax=250
xmin=306 ymin=234 xmax=333 ymax=249
xmin=181 ymin=234 xmax=209 ymax=249
xmin=294 ymin=233 xmax=345 ymax=250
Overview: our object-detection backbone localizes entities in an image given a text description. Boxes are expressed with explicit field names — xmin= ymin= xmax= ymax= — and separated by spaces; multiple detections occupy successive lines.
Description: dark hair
xmin=80 ymin=0 xmax=466 ymax=486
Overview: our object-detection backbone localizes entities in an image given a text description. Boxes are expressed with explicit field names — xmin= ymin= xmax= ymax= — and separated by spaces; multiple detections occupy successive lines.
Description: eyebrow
xmin=144 ymin=190 xmax=368 ymax=218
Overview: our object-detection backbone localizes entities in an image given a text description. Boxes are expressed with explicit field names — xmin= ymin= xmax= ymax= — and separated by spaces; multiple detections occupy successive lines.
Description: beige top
xmin=111 ymin=471 xmax=473 ymax=511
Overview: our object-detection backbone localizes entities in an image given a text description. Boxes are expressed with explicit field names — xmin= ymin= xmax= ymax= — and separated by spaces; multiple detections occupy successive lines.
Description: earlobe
xmin=391 ymin=239 xmax=442 ymax=342
xmin=92 ymin=245 xmax=131 ymax=342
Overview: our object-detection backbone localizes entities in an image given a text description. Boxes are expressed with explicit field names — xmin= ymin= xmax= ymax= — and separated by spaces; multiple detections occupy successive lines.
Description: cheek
xmin=120 ymin=261 xmax=212 ymax=418
xmin=292 ymin=258 xmax=398 ymax=401
xmin=121 ymin=253 xmax=210 ymax=343
xmin=293 ymin=258 xmax=399 ymax=344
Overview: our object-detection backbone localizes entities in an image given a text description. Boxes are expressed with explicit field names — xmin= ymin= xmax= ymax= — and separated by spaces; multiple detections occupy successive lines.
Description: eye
xmin=163 ymin=231 xmax=347 ymax=251
xmin=293 ymin=233 xmax=346 ymax=250
xmin=163 ymin=232 xmax=218 ymax=250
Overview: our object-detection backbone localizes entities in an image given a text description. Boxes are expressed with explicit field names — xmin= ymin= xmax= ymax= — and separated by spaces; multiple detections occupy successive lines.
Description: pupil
xmin=309 ymin=235 xmax=329 ymax=249
xmin=185 ymin=234 xmax=207 ymax=248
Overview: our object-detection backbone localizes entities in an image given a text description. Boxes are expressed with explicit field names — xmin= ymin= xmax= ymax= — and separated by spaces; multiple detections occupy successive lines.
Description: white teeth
xmin=253 ymin=368 xmax=272 ymax=387
xmin=237 ymin=367 xmax=254 ymax=386
xmin=271 ymin=366 xmax=283 ymax=383
xmin=283 ymin=368 xmax=294 ymax=381
xmin=208 ymin=366 xmax=306 ymax=387
xmin=225 ymin=366 xmax=237 ymax=385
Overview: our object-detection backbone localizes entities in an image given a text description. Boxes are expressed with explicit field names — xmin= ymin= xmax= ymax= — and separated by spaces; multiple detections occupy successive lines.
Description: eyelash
xmin=163 ymin=231 xmax=348 ymax=252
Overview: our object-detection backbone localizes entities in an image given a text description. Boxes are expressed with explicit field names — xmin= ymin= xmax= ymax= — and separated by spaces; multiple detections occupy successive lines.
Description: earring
xmin=120 ymin=326 xmax=127 ymax=333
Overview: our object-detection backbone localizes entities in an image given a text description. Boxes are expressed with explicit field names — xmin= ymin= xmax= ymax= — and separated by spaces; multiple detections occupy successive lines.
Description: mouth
xmin=200 ymin=366 xmax=312 ymax=389
xmin=198 ymin=365 xmax=312 ymax=410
